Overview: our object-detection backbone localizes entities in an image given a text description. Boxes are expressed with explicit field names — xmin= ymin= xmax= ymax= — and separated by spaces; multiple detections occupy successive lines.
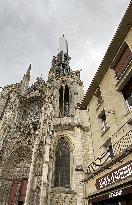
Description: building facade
xmin=80 ymin=2 xmax=132 ymax=205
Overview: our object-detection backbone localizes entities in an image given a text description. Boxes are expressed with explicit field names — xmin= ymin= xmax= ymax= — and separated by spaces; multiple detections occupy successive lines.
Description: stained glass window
xmin=54 ymin=138 xmax=70 ymax=187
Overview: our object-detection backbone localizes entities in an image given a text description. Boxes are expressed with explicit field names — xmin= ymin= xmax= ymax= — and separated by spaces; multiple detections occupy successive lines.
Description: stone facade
xmin=0 ymin=36 xmax=93 ymax=205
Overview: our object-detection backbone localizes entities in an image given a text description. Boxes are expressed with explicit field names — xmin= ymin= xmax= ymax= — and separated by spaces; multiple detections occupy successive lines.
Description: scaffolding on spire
xmin=59 ymin=34 xmax=68 ymax=54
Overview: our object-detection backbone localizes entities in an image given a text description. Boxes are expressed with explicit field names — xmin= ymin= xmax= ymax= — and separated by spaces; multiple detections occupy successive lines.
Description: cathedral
xmin=0 ymin=36 xmax=93 ymax=205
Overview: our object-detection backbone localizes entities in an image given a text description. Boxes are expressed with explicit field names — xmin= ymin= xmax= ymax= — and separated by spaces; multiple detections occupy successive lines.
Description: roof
xmin=80 ymin=1 xmax=132 ymax=110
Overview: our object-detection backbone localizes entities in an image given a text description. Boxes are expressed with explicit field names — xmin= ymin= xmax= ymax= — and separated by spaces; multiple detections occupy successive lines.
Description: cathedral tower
xmin=48 ymin=35 xmax=84 ymax=118
xmin=47 ymin=36 xmax=91 ymax=205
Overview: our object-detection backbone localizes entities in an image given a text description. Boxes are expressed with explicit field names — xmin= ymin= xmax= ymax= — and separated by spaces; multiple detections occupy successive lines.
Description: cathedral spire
xmin=49 ymin=36 xmax=71 ymax=78
xmin=20 ymin=64 xmax=31 ymax=95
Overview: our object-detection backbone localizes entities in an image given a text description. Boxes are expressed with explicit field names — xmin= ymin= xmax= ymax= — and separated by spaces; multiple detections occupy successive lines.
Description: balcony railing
xmin=85 ymin=130 xmax=132 ymax=177
xmin=113 ymin=130 xmax=132 ymax=155
xmin=86 ymin=150 xmax=111 ymax=176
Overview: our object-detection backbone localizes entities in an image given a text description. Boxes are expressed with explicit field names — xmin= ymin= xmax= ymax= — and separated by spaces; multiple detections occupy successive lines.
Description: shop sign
xmin=109 ymin=189 xmax=122 ymax=198
xmin=89 ymin=185 xmax=132 ymax=203
xmin=96 ymin=160 xmax=132 ymax=190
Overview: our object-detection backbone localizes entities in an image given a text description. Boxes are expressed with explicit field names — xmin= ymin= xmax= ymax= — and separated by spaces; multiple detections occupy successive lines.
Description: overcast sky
xmin=0 ymin=0 xmax=130 ymax=91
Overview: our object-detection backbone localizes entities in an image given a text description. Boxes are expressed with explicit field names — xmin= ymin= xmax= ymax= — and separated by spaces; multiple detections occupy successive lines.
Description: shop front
xmin=89 ymin=183 xmax=132 ymax=205
xmin=87 ymin=160 xmax=132 ymax=205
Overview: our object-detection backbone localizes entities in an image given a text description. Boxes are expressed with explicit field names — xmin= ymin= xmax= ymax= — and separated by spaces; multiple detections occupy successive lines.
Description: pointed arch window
xmin=64 ymin=85 xmax=69 ymax=116
xmin=54 ymin=138 xmax=70 ymax=187
xmin=59 ymin=86 xmax=63 ymax=115
xmin=59 ymin=85 xmax=69 ymax=117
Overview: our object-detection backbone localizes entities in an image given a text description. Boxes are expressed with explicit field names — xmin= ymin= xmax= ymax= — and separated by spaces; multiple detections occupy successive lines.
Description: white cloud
xmin=0 ymin=0 xmax=130 ymax=91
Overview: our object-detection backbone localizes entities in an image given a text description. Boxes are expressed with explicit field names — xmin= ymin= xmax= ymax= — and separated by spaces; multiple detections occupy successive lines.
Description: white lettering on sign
xmin=109 ymin=190 xmax=122 ymax=198
xmin=97 ymin=162 xmax=132 ymax=189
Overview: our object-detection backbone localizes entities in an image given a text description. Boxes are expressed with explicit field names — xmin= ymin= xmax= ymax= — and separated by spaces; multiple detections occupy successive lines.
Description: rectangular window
xmin=97 ymin=90 xmax=103 ymax=105
xmin=103 ymin=139 xmax=114 ymax=159
xmin=98 ymin=111 xmax=108 ymax=133
xmin=108 ymin=144 xmax=114 ymax=159
xmin=114 ymin=45 xmax=132 ymax=79
xmin=122 ymin=78 xmax=132 ymax=111
xmin=101 ymin=113 xmax=108 ymax=132
xmin=94 ymin=87 xmax=103 ymax=106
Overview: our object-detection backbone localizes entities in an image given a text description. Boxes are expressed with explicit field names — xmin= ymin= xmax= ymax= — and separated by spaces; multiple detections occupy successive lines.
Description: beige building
xmin=80 ymin=2 xmax=132 ymax=205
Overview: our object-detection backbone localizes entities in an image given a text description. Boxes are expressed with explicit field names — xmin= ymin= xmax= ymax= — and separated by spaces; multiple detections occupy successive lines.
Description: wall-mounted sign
xmin=96 ymin=160 xmax=132 ymax=190
xmin=109 ymin=189 xmax=122 ymax=198
xmin=89 ymin=185 xmax=132 ymax=203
